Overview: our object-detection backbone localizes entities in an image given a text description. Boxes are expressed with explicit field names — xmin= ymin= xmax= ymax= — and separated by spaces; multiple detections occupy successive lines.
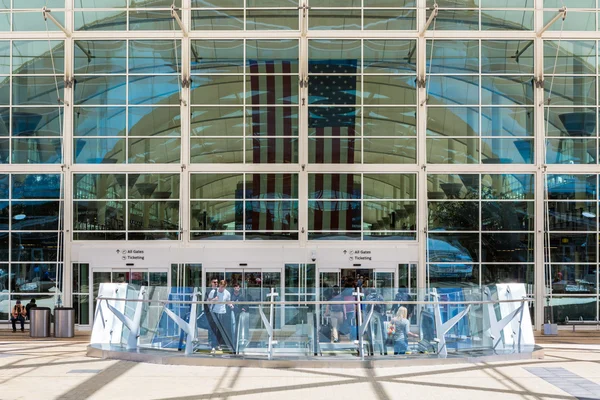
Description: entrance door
xmin=318 ymin=267 xmax=396 ymax=300
xmin=204 ymin=267 xmax=283 ymax=329
xmin=91 ymin=267 xmax=169 ymax=324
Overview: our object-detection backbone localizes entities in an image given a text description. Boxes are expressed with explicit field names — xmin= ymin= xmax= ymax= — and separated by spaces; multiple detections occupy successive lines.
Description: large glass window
xmin=73 ymin=173 xmax=180 ymax=240
xmin=190 ymin=39 xmax=299 ymax=164
xmin=308 ymin=173 xmax=417 ymax=240
xmin=308 ymin=39 xmax=417 ymax=164
xmin=544 ymin=40 xmax=598 ymax=164
xmin=192 ymin=0 xmax=299 ymax=31
xmin=73 ymin=40 xmax=181 ymax=164
xmin=427 ymin=173 xmax=535 ymax=290
xmin=309 ymin=0 xmax=416 ymax=31
xmin=190 ymin=173 xmax=298 ymax=240
xmin=545 ymin=174 xmax=599 ymax=322
xmin=426 ymin=40 xmax=534 ymax=164
xmin=0 ymin=173 xmax=63 ymax=321
xmin=1 ymin=1 xmax=65 ymax=32
xmin=75 ymin=0 xmax=180 ymax=31
xmin=426 ymin=0 xmax=534 ymax=31
xmin=0 ymin=40 xmax=65 ymax=164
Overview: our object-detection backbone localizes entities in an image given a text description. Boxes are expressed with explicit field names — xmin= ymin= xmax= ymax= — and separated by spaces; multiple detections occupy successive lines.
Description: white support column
xmin=62 ymin=13 xmax=74 ymax=305
xmin=416 ymin=0 xmax=428 ymax=293
xmin=180 ymin=0 xmax=191 ymax=248
xmin=533 ymin=0 xmax=547 ymax=329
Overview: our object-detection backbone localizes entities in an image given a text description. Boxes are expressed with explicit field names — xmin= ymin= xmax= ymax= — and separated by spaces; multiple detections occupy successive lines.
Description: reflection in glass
xmin=190 ymin=201 xmax=242 ymax=231
xmin=547 ymin=201 xmax=598 ymax=231
xmin=547 ymin=233 xmax=597 ymax=263
xmin=364 ymin=107 xmax=416 ymax=137
xmin=128 ymin=138 xmax=181 ymax=164
xmin=73 ymin=107 xmax=126 ymax=136
xmin=245 ymin=201 xmax=298 ymax=231
xmin=73 ymin=201 xmax=126 ymax=231
xmin=308 ymin=174 xmax=361 ymax=199
xmin=427 ymin=138 xmax=479 ymax=164
xmin=12 ymin=138 xmax=62 ymax=164
xmin=546 ymin=139 xmax=597 ymax=165
xmin=546 ymin=174 xmax=596 ymax=200
xmin=74 ymin=138 xmax=125 ymax=164
xmin=308 ymin=201 xmax=361 ymax=231
xmin=191 ymin=107 xmax=244 ymax=137
xmin=190 ymin=138 xmax=243 ymax=163
xmin=11 ymin=201 xmax=60 ymax=230
xmin=482 ymin=202 xmax=534 ymax=231
xmin=363 ymin=138 xmax=416 ymax=164
xmin=308 ymin=138 xmax=361 ymax=163
xmin=428 ymin=234 xmax=479 ymax=263
xmin=74 ymin=174 xmax=125 ymax=199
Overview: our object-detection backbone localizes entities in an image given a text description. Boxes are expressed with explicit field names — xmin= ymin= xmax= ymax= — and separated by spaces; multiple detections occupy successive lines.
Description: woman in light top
xmin=391 ymin=306 xmax=419 ymax=355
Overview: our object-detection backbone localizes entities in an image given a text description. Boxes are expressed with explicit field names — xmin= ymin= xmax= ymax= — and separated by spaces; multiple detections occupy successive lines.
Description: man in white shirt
xmin=209 ymin=280 xmax=233 ymax=352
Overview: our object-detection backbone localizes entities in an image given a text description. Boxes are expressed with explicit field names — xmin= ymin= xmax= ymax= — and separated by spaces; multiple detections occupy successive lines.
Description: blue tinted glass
xmin=74 ymin=41 xmax=126 ymax=74
xmin=482 ymin=76 xmax=534 ymax=106
xmin=481 ymin=138 xmax=533 ymax=164
xmin=13 ymin=77 xmax=65 ymax=106
xmin=482 ymin=174 xmax=535 ymax=199
xmin=427 ymin=40 xmax=478 ymax=73
xmin=0 ymin=77 xmax=9 ymax=105
xmin=129 ymin=76 xmax=180 ymax=105
xmin=245 ymin=201 xmax=298 ymax=230
xmin=11 ymin=201 xmax=60 ymax=230
xmin=13 ymin=41 xmax=64 ymax=74
xmin=308 ymin=201 xmax=361 ymax=230
xmin=74 ymin=138 xmax=125 ymax=164
xmin=0 ymin=201 xmax=7 ymax=230
xmin=74 ymin=76 xmax=126 ymax=105
xmin=12 ymin=174 xmax=61 ymax=199
xmin=0 ymin=41 xmax=8 ymax=74
xmin=74 ymin=11 xmax=127 ymax=31
xmin=546 ymin=174 xmax=597 ymax=200
xmin=428 ymin=76 xmax=479 ymax=105
xmin=74 ymin=107 xmax=126 ymax=136
xmin=12 ymin=108 xmax=62 ymax=137
xmin=482 ymin=233 xmax=534 ymax=262
xmin=129 ymin=40 xmax=181 ymax=74
xmin=0 ymin=108 xmax=8 ymax=136
xmin=12 ymin=138 xmax=62 ymax=164
xmin=129 ymin=107 xmax=180 ymax=136
xmin=308 ymin=174 xmax=361 ymax=199
xmin=0 ymin=175 xmax=7 ymax=198
xmin=481 ymin=107 xmax=533 ymax=137
xmin=11 ymin=232 xmax=58 ymax=261
xmin=192 ymin=40 xmax=244 ymax=74
xmin=427 ymin=234 xmax=479 ymax=263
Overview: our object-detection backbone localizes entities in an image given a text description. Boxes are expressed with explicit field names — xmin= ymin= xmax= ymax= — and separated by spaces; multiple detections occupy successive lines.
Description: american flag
xmin=248 ymin=58 xmax=359 ymax=234
xmin=307 ymin=59 xmax=359 ymax=233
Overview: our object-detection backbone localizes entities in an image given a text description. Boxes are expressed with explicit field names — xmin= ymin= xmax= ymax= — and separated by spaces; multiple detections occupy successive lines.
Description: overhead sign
xmin=116 ymin=248 xmax=145 ymax=261
xmin=343 ymin=249 xmax=373 ymax=262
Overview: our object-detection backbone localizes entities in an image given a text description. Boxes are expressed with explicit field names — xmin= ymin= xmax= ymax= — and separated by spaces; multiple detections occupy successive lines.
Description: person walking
xmin=209 ymin=280 xmax=233 ymax=353
xmin=391 ymin=306 xmax=418 ymax=355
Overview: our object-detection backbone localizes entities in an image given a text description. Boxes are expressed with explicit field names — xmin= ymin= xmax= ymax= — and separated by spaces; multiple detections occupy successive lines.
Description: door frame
xmin=87 ymin=265 xmax=170 ymax=327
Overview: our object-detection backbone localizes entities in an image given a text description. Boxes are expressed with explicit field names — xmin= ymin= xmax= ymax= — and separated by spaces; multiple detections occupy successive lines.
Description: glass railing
xmin=91 ymin=284 xmax=536 ymax=360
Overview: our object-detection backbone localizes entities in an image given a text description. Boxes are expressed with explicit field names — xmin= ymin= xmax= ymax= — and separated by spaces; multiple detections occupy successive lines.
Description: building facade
xmin=0 ymin=0 xmax=599 ymax=329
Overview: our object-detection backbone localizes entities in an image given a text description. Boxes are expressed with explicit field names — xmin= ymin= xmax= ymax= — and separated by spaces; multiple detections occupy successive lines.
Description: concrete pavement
xmin=0 ymin=339 xmax=599 ymax=399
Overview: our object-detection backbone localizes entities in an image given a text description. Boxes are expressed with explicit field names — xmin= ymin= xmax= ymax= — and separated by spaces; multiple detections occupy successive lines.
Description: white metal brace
xmin=258 ymin=287 xmax=279 ymax=360
xmin=483 ymin=287 xmax=525 ymax=352
xmin=104 ymin=287 xmax=146 ymax=350
xmin=430 ymin=289 xmax=471 ymax=358
xmin=41 ymin=7 xmax=71 ymax=37
xmin=161 ymin=288 xmax=200 ymax=355
xmin=538 ymin=7 xmax=567 ymax=37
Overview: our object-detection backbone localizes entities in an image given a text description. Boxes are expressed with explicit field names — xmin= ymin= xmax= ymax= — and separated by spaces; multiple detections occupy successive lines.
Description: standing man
xmin=205 ymin=278 xmax=219 ymax=351
xmin=210 ymin=280 xmax=233 ymax=352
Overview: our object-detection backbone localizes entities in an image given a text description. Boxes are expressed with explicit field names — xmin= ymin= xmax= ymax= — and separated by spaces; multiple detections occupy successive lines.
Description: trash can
xmin=30 ymin=307 xmax=51 ymax=338
xmin=54 ymin=308 xmax=75 ymax=338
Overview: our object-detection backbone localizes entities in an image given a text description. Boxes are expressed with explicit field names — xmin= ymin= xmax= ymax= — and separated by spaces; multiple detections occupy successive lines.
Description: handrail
xmin=96 ymin=297 xmax=533 ymax=306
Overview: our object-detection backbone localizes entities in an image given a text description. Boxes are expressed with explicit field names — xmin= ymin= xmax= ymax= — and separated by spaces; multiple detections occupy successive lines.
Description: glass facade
xmin=0 ymin=1 xmax=599 ymax=328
